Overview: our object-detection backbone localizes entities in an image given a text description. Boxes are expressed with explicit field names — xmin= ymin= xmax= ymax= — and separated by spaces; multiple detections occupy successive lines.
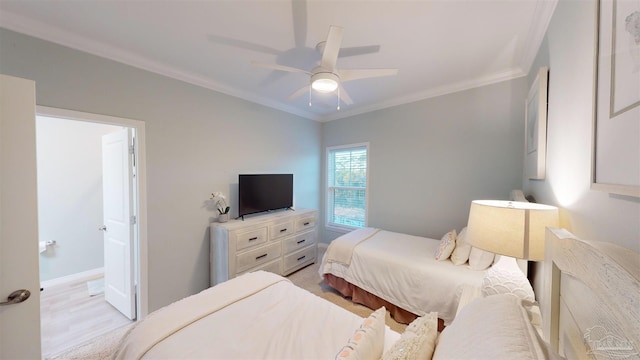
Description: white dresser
xmin=210 ymin=208 xmax=318 ymax=286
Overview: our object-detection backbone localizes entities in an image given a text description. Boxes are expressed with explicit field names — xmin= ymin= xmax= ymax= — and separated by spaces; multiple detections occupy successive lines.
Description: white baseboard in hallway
xmin=41 ymin=267 xmax=104 ymax=289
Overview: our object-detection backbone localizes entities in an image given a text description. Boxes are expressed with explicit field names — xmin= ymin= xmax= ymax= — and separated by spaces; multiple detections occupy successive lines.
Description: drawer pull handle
xmin=297 ymin=255 xmax=306 ymax=261
xmin=280 ymin=228 xmax=288 ymax=233
xmin=296 ymin=239 xmax=306 ymax=244
xmin=303 ymin=222 xmax=310 ymax=226
xmin=256 ymin=254 xmax=268 ymax=260
xmin=248 ymin=237 xmax=258 ymax=241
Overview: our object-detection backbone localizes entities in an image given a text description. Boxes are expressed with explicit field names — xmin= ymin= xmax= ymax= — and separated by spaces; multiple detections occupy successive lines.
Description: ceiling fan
xmin=251 ymin=26 xmax=398 ymax=108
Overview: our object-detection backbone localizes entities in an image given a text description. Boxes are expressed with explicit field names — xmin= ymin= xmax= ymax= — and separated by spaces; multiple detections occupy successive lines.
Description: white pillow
xmin=482 ymin=256 xmax=535 ymax=302
xmin=434 ymin=230 xmax=457 ymax=261
xmin=432 ymin=294 xmax=546 ymax=360
xmin=468 ymin=246 xmax=495 ymax=270
xmin=450 ymin=227 xmax=472 ymax=265
xmin=382 ymin=312 xmax=438 ymax=360
xmin=335 ymin=307 xmax=386 ymax=360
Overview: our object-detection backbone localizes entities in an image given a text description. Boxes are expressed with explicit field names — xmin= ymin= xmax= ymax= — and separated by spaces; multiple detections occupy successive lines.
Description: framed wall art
xmin=525 ymin=66 xmax=549 ymax=180
xmin=592 ymin=0 xmax=640 ymax=197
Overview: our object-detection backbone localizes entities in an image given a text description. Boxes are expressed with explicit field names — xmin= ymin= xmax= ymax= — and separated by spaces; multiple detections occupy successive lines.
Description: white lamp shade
xmin=466 ymin=200 xmax=559 ymax=261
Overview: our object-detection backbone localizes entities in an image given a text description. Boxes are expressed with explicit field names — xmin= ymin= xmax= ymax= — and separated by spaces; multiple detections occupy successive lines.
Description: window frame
xmin=325 ymin=142 xmax=369 ymax=233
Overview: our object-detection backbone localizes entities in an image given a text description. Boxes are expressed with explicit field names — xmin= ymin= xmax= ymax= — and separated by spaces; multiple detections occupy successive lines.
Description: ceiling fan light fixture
xmin=311 ymin=72 xmax=339 ymax=93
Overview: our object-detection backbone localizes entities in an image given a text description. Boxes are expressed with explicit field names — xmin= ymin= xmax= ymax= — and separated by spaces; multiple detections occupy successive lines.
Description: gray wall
xmin=0 ymin=29 xmax=321 ymax=312
xmin=322 ymin=78 xmax=528 ymax=242
xmin=36 ymin=116 xmax=121 ymax=281
xmin=524 ymin=0 xmax=640 ymax=294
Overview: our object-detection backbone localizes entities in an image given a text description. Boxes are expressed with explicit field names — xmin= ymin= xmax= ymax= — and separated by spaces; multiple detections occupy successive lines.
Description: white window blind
xmin=327 ymin=144 xmax=368 ymax=229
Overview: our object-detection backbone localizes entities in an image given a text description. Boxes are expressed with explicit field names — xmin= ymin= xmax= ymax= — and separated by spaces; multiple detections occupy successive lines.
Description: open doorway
xmin=35 ymin=107 xmax=148 ymax=358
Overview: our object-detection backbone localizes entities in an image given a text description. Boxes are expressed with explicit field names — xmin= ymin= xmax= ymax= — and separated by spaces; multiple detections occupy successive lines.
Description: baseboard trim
xmin=41 ymin=267 xmax=104 ymax=288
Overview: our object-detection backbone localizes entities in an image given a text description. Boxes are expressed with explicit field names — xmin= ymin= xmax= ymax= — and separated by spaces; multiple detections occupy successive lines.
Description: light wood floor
xmin=40 ymin=273 xmax=134 ymax=359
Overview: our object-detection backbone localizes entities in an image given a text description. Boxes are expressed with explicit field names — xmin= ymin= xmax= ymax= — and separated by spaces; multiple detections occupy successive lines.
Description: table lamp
xmin=466 ymin=200 xmax=559 ymax=261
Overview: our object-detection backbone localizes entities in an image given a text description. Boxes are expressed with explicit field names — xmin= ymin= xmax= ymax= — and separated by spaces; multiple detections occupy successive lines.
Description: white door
xmin=102 ymin=128 xmax=136 ymax=320
xmin=0 ymin=74 xmax=42 ymax=358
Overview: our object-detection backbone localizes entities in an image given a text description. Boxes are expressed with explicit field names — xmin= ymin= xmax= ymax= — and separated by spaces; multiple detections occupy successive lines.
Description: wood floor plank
xmin=40 ymin=274 xmax=133 ymax=358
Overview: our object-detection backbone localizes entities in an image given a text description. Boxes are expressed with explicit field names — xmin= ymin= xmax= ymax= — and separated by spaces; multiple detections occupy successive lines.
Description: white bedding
xmin=116 ymin=271 xmax=400 ymax=359
xmin=320 ymin=229 xmax=485 ymax=325
xmin=324 ymin=227 xmax=380 ymax=266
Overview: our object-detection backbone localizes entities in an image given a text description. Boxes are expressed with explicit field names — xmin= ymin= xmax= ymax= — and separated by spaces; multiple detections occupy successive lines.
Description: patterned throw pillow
xmin=450 ymin=227 xmax=472 ymax=265
xmin=435 ymin=230 xmax=457 ymax=261
xmin=482 ymin=256 xmax=535 ymax=302
xmin=382 ymin=312 xmax=438 ymax=360
xmin=335 ymin=307 xmax=386 ymax=360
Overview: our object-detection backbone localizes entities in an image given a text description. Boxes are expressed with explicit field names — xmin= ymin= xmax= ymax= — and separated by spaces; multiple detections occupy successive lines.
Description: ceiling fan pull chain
xmin=308 ymin=86 xmax=312 ymax=107
xmin=337 ymin=87 xmax=341 ymax=110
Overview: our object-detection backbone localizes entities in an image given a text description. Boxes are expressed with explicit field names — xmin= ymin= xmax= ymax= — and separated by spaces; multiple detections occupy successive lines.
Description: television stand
xmin=210 ymin=208 xmax=318 ymax=286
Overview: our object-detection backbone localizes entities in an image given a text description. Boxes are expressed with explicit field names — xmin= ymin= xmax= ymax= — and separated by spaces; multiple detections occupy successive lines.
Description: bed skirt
xmin=323 ymin=273 xmax=445 ymax=331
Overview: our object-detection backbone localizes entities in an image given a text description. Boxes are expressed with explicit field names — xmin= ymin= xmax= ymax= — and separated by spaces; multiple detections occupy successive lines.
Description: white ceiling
xmin=0 ymin=0 xmax=557 ymax=122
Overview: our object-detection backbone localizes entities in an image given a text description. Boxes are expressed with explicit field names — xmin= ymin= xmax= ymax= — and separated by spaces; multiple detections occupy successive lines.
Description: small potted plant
xmin=211 ymin=192 xmax=230 ymax=222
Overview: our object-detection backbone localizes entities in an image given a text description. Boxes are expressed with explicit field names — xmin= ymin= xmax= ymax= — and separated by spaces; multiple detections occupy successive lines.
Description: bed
xmin=319 ymin=227 xmax=489 ymax=326
xmin=114 ymin=270 xmax=401 ymax=359
xmin=319 ymin=190 xmax=532 ymax=326
xmin=112 ymin=228 xmax=639 ymax=359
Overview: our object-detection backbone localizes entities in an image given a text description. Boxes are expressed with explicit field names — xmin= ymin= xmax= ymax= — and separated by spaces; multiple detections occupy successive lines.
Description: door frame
xmin=36 ymin=106 xmax=148 ymax=319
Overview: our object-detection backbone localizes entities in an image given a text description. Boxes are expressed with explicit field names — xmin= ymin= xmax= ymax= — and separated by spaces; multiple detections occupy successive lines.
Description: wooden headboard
xmin=541 ymin=228 xmax=640 ymax=359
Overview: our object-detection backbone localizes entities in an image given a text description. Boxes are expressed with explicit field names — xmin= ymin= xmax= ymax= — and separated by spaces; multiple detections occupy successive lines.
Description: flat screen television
xmin=238 ymin=174 xmax=293 ymax=218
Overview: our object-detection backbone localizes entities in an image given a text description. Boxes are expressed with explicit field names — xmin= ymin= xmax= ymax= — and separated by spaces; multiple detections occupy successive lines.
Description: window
xmin=326 ymin=143 xmax=368 ymax=230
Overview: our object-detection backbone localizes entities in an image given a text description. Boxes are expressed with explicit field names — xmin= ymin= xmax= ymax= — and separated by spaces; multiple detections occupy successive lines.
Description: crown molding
xmin=320 ymin=67 xmax=527 ymax=122
xmin=0 ymin=10 xmax=320 ymax=121
xmin=518 ymin=0 xmax=558 ymax=75
xmin=0 ymin=6 xmax=551 ymax=123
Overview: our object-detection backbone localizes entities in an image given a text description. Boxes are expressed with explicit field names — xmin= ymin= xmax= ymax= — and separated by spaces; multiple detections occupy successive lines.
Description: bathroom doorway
xmin=35 ymin=107 xmax=147 ymax=358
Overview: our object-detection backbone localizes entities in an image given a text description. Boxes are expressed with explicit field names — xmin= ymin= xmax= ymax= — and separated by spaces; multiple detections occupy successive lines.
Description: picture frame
xmin=525 ymin=66 xmax=549 ymax=180
xmin=591 ymin=0 xmax=640 ymax=197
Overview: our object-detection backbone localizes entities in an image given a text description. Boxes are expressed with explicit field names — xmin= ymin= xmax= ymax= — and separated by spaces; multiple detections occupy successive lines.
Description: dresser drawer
xmin=294 ymin=216 xmax=316 ymax=232
xmin=283 ymin=245 xmax=316 ymax=272
xmin=234 ymin=227 xmax=268 ymax=251
xmin=236 ymin=242 xmax=281 ymax=273
xmin=270 ymin=221 xmax=294 ymax=240
xmin=283 ymin=230 xmax=317 ymax=254
xmin=237 ymin=258 xmax=282 ymax=276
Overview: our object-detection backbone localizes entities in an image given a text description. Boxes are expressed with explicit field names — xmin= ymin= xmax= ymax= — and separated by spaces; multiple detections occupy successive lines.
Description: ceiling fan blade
xmin=207 ymin=34 xmax=280 ymax=56
xmin=338 ymin=84 xmax=354 ymax=105
xmin=257 ymin=71 xmax=289 ymax=88
xmin=287 ymin=85 xmax=310 ymax=101
xmin=251 ymin=61 xmax=310 ymax=74
xmin=339 ymin=68 xmax=399 ymax=82
xmin=320 ymin=26 xmax=343 ymax=71
xmin=338 ymin=45 xmax=380 ymax=58
xmin=291 ymin=0 xmax=307 ymax=48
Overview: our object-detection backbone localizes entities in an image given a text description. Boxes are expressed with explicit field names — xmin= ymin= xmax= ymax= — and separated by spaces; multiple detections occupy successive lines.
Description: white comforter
xmin=115 ymin=271 xmax=399 ymax=359
xmin=321 ymin=229 xmax=485 ymax=325
xmin=323 ymin=227 xmax=380 ymax=265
